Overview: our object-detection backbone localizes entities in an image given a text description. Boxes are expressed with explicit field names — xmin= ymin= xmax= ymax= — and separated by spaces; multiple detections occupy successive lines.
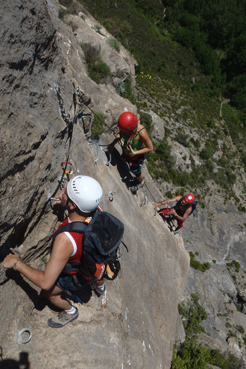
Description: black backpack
xmin=190 ymin=200 xmax=198 ymax=215
xmin=54 ymin=210 xmax=125 ymax=281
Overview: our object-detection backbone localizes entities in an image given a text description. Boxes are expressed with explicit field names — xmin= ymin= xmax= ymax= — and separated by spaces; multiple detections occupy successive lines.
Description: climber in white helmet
xmin=3 ymin=176 xmax=104 ymax=328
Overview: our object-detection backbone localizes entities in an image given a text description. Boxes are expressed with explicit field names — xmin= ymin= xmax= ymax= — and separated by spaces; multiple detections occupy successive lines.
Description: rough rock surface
xmin=182 ymin=202 xmax=246 ymax=363
xmin=0 ymin=1 xmax=189 ymax=368
xmin=2 ymin=0 xmax=246 ymax=367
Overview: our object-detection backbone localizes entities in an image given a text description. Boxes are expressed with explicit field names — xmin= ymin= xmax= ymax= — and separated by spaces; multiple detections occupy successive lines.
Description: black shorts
xmin=122 ymin=152 xmax=145 ymax=177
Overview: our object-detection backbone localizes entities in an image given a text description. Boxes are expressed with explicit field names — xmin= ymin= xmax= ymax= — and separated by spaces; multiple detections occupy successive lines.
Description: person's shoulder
xmin=138 ymin=124 xmax=148 ymax=136
xmin=54 ymin=232 xmax=71 ymax=244
xmin=53 ymin=232 xmax=74 ymax=255
xmin=186 ymin=206 xmax=192 ymax=214
xmin=138 ymin=123 xmax=146 ymax=131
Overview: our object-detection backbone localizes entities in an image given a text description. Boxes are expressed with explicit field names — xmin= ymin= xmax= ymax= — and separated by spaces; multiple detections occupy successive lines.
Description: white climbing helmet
xmin=67 ymin=175 xmax=103 ymax=213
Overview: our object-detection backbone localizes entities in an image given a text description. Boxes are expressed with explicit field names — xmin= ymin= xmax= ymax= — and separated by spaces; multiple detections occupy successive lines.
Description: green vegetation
xmin=78 ymin=0 xmax=246 ymax=108
xmin=106 ymin=37 xmax=120 ymax=52
xmin=58 ymin=0 xmax=81 ymax=19
xmin=199 ymin=145 xmax=213 ymax=160
xmin=172 ymin=294 xmax=239 ymax=369
xmin=91 ymin=111 xmax=105 ymax=138
xmin=80 ymin=43 xmax=110 ymax=84
xmin=147 ymin=138 xmax=175 ymax=181
xmin=227 ymin=260 xmax=241 ymax=273
xmin=189 ymin=252 xmax=211 ymax=272
xmin=116 ymin=78 xmax=136 ymax=104
xmin=178 ymin=294 xmax=208 ymax=337
xmin=59 ymin=0 xmax=246 ymax=207
xmin=139 ymin=111 xmax=153 ymax=137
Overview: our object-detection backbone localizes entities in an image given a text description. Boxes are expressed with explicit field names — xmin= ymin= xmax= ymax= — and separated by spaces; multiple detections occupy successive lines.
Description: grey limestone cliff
xmin=0 ymin=1 xmax=189 ymax=368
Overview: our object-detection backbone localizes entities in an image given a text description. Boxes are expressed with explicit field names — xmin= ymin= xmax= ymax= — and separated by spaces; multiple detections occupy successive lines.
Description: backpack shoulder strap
xmin=54 ymin=221 xmax=88 ymax=239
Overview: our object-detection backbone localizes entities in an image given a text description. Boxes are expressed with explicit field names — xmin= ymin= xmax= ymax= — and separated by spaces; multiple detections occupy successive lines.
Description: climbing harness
xmin=18 ymin=328 xmax=32 ymax=344
xmin=158 ymin=208 xmax=177 ymax=233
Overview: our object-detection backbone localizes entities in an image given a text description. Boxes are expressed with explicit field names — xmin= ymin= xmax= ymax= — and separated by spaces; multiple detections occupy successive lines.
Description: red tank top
xmin=56 ymin=217 xmax=83 ymax=274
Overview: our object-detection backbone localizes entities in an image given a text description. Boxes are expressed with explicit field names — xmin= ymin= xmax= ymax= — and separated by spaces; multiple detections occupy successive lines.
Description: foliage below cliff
xmin=59 ymin=0 xmax=246 ymax=212
xmin=172 ymin=294 xmax=240 ymax=369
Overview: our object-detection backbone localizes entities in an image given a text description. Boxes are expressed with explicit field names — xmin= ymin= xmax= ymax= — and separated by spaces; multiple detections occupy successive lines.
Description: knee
xmin=41 ymin=289 xmax=51 ymax=299
xmin=41 ymin=288 xmax=57 ymax=301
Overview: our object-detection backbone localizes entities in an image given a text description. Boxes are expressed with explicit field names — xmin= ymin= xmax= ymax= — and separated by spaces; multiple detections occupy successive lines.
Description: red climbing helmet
xmin=184 ymin=194 xmax=195 ymax=204
xmin=118 ymin=112 xmax=138 ymax=133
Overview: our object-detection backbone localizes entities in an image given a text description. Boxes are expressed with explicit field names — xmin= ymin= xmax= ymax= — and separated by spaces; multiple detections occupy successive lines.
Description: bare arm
xmin=154 ymin=196 xmax=182 ymax=208
xmin=3 ymin=234 xmax=73 ymax=291
xmin=128 ymin=128 xmax=153 ymax=156
xmin=170 ymin=206 xmax=192 ymax=222
xmin=107 ymin=133 xmax=121 ymax=153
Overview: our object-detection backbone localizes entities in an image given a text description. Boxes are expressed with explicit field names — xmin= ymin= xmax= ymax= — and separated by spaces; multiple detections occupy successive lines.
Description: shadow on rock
xmin=0 ymin=351 xmax=30 ymax=369
xmin=109 ymin=148 xmax=136 ymax=189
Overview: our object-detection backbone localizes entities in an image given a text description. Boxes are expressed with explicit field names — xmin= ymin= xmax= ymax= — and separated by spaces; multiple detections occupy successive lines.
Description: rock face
xmin=182 ymin=202 xmax=246 ymax=363
xmin=0 ymin=1 xmax=189 ymax=368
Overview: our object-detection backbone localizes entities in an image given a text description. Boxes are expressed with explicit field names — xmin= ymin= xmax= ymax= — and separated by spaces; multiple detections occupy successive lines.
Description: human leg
xmin=176 ymin=220 xmax=184 ymax=230
xmin=136 ymin=172 xmax=144 ymax=183
xmin=42 ymin=279 xmax=79 ymax=328
xmin=41 ymin=284 xmax=72 ymax=310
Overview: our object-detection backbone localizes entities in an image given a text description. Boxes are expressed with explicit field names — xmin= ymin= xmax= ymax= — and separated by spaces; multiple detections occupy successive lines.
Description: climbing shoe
xmin=130 ymin=180 xmax=145 ymax=193
xmin=91 ymin=283 xmax=106 ymax=296
xmin=48 ymin=308 xmax=79 ymax=328
xmin=137 ymin=179 xmax=145 ymax=189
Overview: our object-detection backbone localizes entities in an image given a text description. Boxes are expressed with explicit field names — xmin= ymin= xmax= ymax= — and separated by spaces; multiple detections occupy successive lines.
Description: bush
xmin=175 ymin=131 xmax=190 ymax=147
xmin=81 ymin=43 xmax=101 ymax=65
xmin=226 ymin=171 xmax=236 ymax=185
xmin=171 ymin=341 xmax=210 ymax=369
xmin=106 ymin=37 xmax=120 ymax=52
xmin=227 ymin=260 xmax=240 ymax=273
xmin=165 ymin=190 xmax=173 ymax=198
xmin=116 ymin=78 xmax=136 ymax=104
xmin=80 ymin=43 xmax=110 ymax=84
xmin=139 ymin=112 xmax=153 ymax=136
xmin=180 ymin=172 xmax=190 ymax=186
xmin=173 ymin=292 xmax=239 ymax=369
xmin=189 ymin=252 xmax=211 ymax=272
xmin=200 ymin=145 xmax=213 ymax=160
xmin=91 ymin=111 xmax=105 ymax=138
xmin=190 ymin=138 xmax=201 ymax=148
xmin=59 ymin=0 xmax=79 ymax=20
xmin=89 ymin=61 xmax=110 ymax=84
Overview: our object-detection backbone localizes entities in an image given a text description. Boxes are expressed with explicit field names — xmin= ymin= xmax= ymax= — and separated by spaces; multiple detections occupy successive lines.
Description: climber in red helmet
xmin=107 ymin=112 xmax=153 ymax=187
xmin=154 ymin=194 xmax=196 ymax=230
